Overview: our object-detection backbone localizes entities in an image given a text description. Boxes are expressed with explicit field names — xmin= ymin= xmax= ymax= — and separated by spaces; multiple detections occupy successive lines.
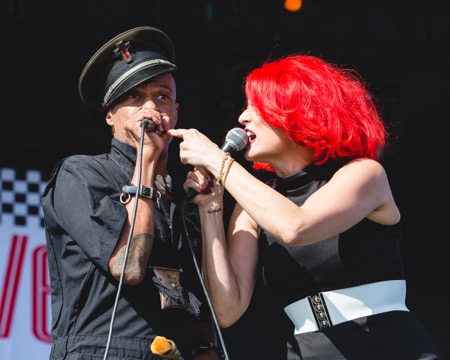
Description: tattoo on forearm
xmin=113 ymin=234 xmax=153 ymax=279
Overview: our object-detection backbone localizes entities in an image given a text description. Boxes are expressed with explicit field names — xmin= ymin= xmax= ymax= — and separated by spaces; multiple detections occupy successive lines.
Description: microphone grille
xmin=225 ymin=127 xmax=248 ymax=151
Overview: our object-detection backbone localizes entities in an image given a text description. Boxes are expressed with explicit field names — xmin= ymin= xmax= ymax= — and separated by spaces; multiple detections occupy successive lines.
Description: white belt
xmin=284 ymin=280 xmax=409 ymax=334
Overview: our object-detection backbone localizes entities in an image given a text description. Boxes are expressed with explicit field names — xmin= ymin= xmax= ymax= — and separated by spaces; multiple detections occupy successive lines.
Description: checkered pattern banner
xmin=1 ymin=167 xmax=52 ymax=359
xmin=0 ymin=168 xmax=48 ymax=228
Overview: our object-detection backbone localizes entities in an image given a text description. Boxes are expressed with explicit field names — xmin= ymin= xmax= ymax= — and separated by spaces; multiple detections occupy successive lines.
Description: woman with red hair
xmin=169 ymin=55 xmax=441 ymax=359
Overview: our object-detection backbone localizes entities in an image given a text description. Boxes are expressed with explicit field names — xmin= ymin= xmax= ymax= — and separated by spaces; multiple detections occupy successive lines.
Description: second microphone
xmin=184 ymin=127 xmax=248 ymax=203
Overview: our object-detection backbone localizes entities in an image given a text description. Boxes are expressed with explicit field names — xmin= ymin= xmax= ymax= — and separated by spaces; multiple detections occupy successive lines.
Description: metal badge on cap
xmin=113 ymin=40 xmax=133 ymax=63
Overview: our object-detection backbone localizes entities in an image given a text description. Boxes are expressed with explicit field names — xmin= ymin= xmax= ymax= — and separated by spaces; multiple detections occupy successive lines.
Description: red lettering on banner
xmin=32 ymin=246 xmax=51 ymax=343
xmin=0 ymin=234 xmax=27 ymax=338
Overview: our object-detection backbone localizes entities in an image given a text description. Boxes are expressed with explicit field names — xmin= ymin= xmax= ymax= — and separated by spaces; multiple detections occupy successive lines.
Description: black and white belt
xmin=284 ymin=280 xmax=409 ymax=334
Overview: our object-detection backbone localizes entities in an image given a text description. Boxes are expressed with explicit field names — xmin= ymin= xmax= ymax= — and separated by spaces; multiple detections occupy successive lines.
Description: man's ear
xmin=105 ymin=112 xmax=114 ymax=135
xmin=106 ymin=111 xmax=113 ymax=126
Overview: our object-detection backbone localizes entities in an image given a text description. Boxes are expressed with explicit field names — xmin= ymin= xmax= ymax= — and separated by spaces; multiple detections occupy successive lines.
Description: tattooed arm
xmin=109 ymin=233 xmax=154 ymax=285
xmin=108 ymin=158 xmax=157 ymax=285
xmin=108 ymin=170 xmax=156 ymax=285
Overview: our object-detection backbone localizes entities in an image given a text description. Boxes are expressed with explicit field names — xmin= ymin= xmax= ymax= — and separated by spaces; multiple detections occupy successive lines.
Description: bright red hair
xmin=244 ymin=55 xmax=388 ymax=172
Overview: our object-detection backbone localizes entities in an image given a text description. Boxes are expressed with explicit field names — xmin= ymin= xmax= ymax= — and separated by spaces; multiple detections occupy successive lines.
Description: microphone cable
xmin=103 ymin=119 xmax=151 ymax=360
xmin=181 ymin=188 xmax=230 ymax=360
xmin=178 ymin=127 xmax=247 ymax=360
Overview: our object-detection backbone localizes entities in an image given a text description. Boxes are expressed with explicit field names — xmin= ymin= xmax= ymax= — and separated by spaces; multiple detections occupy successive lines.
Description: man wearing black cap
xmin=42 ymin=26 xmax=222 ymax=360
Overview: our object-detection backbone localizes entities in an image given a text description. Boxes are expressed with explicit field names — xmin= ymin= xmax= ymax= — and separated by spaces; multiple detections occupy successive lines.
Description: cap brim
xmin=78 ymin=26 xmax=176 ymax=112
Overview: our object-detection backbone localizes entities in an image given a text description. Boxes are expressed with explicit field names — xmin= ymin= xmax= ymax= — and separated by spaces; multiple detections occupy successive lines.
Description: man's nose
xmin=143 ymin=99 xmax=159 ymax=110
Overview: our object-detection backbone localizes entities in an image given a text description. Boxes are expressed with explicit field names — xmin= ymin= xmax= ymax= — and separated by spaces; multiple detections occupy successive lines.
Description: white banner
xmin=0 ymin=168 xmax=52 ymax=360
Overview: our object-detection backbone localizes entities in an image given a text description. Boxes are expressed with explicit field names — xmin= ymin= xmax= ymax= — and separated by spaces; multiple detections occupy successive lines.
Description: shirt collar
xmin=109 ymin=138 xmax=137 ymax=179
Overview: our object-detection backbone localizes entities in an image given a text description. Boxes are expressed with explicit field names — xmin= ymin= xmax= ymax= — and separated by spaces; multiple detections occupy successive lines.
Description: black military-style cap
xmin=78 ymin=26 xmax=176 ymax=112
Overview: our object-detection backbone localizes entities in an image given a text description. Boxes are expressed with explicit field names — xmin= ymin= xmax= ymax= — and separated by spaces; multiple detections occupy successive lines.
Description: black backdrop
xmin=1 ymin=1 xmax=449 ymax=358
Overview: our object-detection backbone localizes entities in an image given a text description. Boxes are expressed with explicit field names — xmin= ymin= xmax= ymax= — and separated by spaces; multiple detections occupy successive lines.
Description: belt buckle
xmin=308 ymin=293 xmax=333 ymax=329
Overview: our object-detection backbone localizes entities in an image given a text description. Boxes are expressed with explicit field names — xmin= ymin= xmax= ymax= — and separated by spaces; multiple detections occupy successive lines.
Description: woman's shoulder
xmin=335 ymin=158 xmax=387 ymax=180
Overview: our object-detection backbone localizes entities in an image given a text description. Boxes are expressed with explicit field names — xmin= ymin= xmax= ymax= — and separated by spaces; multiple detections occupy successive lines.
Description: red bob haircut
xmin=244 ymin=55 xmax=388 ymax=172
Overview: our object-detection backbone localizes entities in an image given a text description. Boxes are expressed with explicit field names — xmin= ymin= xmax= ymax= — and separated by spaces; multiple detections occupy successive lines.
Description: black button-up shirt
xmin=42 ymin=138 xmax=204 ymax=359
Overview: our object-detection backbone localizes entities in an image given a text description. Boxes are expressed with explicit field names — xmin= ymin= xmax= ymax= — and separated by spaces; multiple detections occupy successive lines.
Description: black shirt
xmin=42 ymin=138 xmax=203 ymax=359
xmin=259 ymin=162 xmax=404 ymax=306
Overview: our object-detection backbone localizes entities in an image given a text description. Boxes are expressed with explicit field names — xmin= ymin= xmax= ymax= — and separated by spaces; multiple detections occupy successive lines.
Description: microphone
xmin=150 ymin=336 xmax=181 ymax=360
xmin=142 ymin=119 xmax=165 ymax=135
xmin=185 ymin=127 xmax=248 ymax=203
xmin=219 ymin=127 xmax=249 ymax=153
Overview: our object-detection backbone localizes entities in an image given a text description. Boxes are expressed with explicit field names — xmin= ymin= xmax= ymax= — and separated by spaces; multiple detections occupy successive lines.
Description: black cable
xmin=103 ymin=120 xmax=230 ymax=359
xmin=103 ymin=121 xmax=148 ymax=360
xmin=181 ymin=197 xmax=230 ymax=360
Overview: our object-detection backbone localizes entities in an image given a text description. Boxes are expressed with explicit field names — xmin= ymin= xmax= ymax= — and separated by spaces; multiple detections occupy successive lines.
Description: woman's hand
xmin=167 ymin=128 xmax=223 ymax=168
xmin=184 ymin=167 xmax=224 ymax=207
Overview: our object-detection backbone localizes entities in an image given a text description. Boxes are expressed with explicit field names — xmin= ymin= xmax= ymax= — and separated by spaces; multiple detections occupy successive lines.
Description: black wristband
xmin=120 ymin=184 xmax=157 ymax=204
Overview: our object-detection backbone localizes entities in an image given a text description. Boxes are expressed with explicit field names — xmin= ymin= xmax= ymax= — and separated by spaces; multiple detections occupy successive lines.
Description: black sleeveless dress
xmin=258 ymin=162 xmax=442 ymax=359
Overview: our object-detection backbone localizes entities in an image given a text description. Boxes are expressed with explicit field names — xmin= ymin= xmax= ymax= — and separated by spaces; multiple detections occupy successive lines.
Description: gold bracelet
xmin=216 ymin=153 xmax=230 ymax=185
xmin=222 ymin=158 xmax=235 ymax=186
